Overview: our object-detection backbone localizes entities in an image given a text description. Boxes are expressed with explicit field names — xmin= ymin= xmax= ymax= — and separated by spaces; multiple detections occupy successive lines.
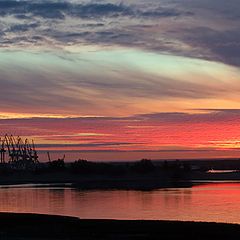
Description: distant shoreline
xmin=0 ymin=212 xmax=240 ymax=239
xmin=2 ymin=171 xmax=240 ymax=190
xmin=1 ymin=158 xmax=240 ymax=190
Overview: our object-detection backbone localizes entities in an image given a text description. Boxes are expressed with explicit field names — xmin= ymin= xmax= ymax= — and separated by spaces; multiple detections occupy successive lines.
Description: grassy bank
xmin=0 ymin=213 xmax=240 ymax=239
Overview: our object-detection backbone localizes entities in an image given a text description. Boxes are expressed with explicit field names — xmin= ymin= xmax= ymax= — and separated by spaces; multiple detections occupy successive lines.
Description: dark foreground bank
xmin=0 ymin=213 xmax=240 ymax=240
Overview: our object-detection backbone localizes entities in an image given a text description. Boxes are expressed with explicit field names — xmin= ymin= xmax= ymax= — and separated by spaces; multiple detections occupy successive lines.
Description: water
xmin=1 ymin=182 xmax=240 ymax=224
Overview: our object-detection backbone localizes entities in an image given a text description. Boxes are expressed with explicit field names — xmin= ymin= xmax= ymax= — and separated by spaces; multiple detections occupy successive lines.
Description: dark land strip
xmin=0 ymin=213 xmax=239 ymax=240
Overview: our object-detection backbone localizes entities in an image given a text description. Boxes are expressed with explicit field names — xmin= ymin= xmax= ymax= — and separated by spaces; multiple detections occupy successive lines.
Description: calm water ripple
xmin=1 ymin=182 xmax=240 ymax=223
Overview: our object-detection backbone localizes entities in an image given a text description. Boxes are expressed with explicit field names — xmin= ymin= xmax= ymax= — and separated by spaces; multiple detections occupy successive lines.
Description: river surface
xmin=1 ymin=182 xmax=240 ymax=224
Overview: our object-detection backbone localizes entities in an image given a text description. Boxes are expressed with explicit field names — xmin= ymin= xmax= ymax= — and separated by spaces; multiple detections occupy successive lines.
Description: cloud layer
xmin=0 ymin=48 xmax=239 ymax=117
xmin=0 ymin=0 xmax=239 ymax=66
xmin=2 ymin=109 xmax=240 ymax=160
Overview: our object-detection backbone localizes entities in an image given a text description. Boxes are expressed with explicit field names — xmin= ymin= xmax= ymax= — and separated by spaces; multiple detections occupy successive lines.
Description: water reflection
xmin=0 ymin=183 xmax=240 ymax=223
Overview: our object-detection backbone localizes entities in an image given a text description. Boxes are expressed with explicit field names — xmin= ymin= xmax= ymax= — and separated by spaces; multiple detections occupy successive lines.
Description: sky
xmin=0 ymin=0 xmax=240 ymax=161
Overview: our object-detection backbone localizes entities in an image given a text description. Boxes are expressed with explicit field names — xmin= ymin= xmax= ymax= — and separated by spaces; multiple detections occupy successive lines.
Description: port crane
xmin=0 ymin=134 xmax=39 ymax=168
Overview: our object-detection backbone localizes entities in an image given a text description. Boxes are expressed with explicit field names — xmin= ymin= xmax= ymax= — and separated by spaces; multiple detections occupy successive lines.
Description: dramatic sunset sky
xmin=0 ymin=0 xmax=240 ymax=161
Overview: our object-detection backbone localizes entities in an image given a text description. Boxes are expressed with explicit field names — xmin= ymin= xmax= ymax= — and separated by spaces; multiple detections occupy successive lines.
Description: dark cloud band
xmin=0 ymin=0 xmax=239 ymax=66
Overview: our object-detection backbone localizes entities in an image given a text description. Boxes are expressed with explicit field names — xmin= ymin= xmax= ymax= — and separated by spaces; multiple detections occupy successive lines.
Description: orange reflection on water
xmin=1 ymin=183 xmax=240 ymax=223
